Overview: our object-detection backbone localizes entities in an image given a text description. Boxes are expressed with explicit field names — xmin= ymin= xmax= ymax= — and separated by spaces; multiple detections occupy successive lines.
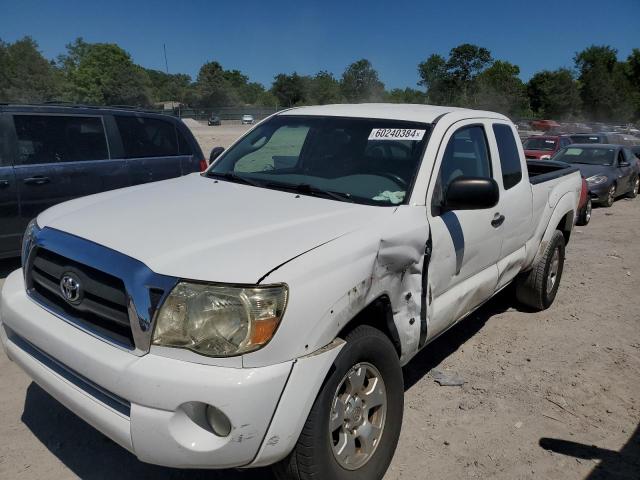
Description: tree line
xmin=1 ymin=37 xmax=639 ymax=122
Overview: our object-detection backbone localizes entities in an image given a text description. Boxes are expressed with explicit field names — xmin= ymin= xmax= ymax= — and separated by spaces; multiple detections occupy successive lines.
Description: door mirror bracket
xmin=210 ymin=146 xmax=225 ymax=164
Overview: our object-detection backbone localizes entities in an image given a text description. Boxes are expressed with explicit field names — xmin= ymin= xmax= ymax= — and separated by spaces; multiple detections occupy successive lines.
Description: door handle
xmin=0 ymin=179 xmax=9 ymax=188
xmin=491 ymin=213 xmax=505 ymax=228
xmin=23 ymin=176 xmax=50 ymax=185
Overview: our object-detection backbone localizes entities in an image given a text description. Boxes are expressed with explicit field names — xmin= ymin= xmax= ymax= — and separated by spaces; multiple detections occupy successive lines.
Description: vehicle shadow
xmin=539 ymin=423 xmax=640 ymax=479
xmin=21 ymin=383 xmax=276 ymax=479
xmin=403 ymin=286 xmax=517 ymax=391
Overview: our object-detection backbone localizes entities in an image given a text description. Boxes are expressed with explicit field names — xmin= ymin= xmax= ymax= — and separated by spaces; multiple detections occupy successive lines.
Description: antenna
xmin=163 ymin=43 xmax=169 ymax=74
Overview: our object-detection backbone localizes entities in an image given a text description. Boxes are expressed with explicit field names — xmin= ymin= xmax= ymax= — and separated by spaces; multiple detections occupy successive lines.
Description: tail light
xmin=199 ymin=159 xmax=208 ymax=172
xmin=579 ymin=177 xmax=588 ymax=207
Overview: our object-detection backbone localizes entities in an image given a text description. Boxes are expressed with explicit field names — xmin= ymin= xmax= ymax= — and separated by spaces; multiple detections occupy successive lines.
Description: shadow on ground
xmin=18 ymin=284 xmax=518 ymax=479
xmin=403 ymin=286 xmax=516 ymax=390
xmin=540 ymin=424 xmax=640 ymax=479
xmin=21 ymin=383 xmax=275 ymax=480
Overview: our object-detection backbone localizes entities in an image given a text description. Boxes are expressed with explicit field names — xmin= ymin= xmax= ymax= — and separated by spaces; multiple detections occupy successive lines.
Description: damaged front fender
xmin=242 ymin=205 xmax=430 ymax=368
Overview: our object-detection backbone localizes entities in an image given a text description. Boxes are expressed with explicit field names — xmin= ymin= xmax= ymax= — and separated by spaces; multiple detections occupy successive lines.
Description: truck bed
xmin=527 ymin=160 xmax=579 ymax=185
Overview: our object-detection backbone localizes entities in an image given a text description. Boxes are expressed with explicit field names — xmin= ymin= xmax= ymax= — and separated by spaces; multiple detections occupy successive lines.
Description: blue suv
xmin=0 ymin=104 xmax=205 ymax=259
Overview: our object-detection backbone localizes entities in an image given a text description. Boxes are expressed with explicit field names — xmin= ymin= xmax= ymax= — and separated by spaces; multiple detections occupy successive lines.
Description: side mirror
xmin=209 ymin=146 xmax=225 ymax=163
xmin=444 ymin=177 xmax=499 ymax=210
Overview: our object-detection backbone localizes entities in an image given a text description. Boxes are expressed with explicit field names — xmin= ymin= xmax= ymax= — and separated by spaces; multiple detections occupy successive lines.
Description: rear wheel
xmin=516 ymin=230 xmax=566 ymax=311
xmin=576 ymin=198 xmax=592 ymax=226
xmin=626 ymin=177 xmax=639 ymax=199
xmin=273 ymin=325 xmax=403 ymax=480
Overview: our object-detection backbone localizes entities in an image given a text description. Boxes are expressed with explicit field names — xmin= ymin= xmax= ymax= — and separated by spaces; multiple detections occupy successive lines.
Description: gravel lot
xmin=0 ymin=124 xmax=638 ymax=479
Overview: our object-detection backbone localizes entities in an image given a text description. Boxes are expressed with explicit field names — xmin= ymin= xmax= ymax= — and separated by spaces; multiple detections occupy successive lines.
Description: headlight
xmin=21 ymin=218 xmax=40 ymax=267
xmin=152 ymin=282 xmax=288 ymax=357
xmin=586 ymin=175 xmax=608 ymax=186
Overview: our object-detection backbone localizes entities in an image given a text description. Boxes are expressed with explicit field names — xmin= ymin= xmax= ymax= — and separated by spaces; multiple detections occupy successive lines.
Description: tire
xmin=626 ymin=177 xmax=639 ymax=199
xmin=603 ymin=184 xmax=616 ymax=207
xmin=576 ymin=197 xmax=592 ymax=226
xmin=516 ymin=230 xmax=566 ymax=311
xmin=273 ymin=325 xmax=404 ymax=480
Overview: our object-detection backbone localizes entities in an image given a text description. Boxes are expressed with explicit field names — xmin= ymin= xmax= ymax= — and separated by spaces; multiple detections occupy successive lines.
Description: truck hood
xmin=38 ymin=173 xmax=395 ymax=283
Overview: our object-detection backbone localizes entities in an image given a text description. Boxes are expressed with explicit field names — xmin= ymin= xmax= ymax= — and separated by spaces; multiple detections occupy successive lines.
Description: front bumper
xmin=587 ymin=182 xmax=612 ymax=203
xmin=1 ymin=269 xmax=294 ymax=468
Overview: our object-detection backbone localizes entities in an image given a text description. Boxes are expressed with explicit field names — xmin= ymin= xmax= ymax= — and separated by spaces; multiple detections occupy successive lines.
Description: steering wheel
xmin=371 ymin=172 xmax=408 ymax=189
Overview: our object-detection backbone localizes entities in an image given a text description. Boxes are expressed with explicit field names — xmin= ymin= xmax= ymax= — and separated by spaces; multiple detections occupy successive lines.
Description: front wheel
xmin=626 ymin=177 xmax=639 ymax=199
xmin=273 ymin=325 xmax=404 ymax=480
xmin=576 ymin=197 xmax=592 ymax=226
xmin=603 ymin=184 xmax=616 ymax=207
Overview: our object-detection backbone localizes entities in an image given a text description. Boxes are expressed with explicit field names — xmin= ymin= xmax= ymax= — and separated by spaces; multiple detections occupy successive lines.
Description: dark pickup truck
xmin=0 ymin=105 xmax=205 ymax=259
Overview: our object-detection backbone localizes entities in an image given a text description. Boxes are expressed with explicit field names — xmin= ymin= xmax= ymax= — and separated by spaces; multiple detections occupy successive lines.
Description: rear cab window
xmin=492 ymin=124 xmax=522 ymax=190
xmin=13 ymin=114 xmax=109 ymax=164
xmin=115 ymin=115 xmax=180 ymax=158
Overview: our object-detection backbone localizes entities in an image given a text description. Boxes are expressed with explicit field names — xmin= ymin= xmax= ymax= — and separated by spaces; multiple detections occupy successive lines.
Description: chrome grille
xmin=24 ymin=227 xmax=178 ymax=355
xmin=28 ymin=248 xmax=134 ymax=348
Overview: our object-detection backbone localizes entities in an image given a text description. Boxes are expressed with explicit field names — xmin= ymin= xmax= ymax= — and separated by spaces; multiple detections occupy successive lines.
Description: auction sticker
xmin=368 ymin=128 xmax=426 ymax=141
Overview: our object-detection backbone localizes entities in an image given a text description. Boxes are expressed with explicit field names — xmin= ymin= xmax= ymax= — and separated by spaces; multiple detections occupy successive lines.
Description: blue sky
xmin=1 ymin=0 xmax=638 ymax=89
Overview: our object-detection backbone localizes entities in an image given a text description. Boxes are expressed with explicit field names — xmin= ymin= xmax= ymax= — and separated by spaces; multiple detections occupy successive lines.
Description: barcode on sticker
xmin=368 ymin=128 xmax=426 ymax=141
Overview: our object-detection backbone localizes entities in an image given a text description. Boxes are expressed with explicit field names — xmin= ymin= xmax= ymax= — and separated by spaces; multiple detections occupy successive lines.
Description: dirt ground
xmin=0 ymin=124 xmax=638 ymax=479
xmin=185 ymin=121 xmax=253 ymax=158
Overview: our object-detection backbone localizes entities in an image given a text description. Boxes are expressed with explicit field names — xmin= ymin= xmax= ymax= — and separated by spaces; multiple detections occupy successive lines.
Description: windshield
xmin=570 ymin=134 xmax=602 ymax=144
xmin=523 ymin=137 xmax=557 ymax=151
xmin=208 ymin=115 xmax=431 ymax=205
xmin=553 ymin=147 xmax=615 ymax=165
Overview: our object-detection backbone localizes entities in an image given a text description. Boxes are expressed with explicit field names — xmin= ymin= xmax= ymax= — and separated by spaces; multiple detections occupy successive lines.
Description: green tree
xmin=60 ymin=40 xmax=151 ymax=105
xmin=417 ymin=54 xmax=448 ymax=103
xmin=255 ymin=90 xmax=278 ymax=107
xmin=240 ymin=82 xmax=267 ymax=104
xmin=446 ymin=44 xmax=493 ymax=84
xmin=0 ymin=36 xmax=61 ymax=103
xmin=340 ymin=59 xmax=385 ymax=102
xmin=574 ymin=45 xmax=634 ymax=121
xmin=417 ymin=44 xmax=493 ymax=106
xmin=222 ymin=69 xmax=267 ymax=104
xmin=625 ymin=49 xmax=640 ymax=119
xmin=308 ymin=71 xmax=342 ymax=104
xmin=385 ymin=88 xmax=426 ymax=104
xmin=195 ymin=61 xmax=239 ymax=106
xmin=271 ymin=72 xmax=308 ymax=107
xmin=144 ymin=68 xmax=192 ymax=104
xmin=473 ymin=61 xmax=530 ymax=116
xmin=527 ymin=68 xmax=581 ymax=118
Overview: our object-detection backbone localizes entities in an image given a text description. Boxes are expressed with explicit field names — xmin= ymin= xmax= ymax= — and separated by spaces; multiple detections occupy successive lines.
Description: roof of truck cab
xmin=278 ymin=103 xmax=510 ymax=123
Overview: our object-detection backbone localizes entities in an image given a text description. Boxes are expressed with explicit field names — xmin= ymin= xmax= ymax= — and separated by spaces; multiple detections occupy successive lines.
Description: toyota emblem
xmin=60 ymin=273 xmax=82 ymax=305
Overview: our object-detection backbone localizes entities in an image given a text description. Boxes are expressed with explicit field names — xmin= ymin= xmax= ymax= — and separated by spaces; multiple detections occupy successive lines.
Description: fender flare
xmin=531 ymin=192 xmax=575 ymax=267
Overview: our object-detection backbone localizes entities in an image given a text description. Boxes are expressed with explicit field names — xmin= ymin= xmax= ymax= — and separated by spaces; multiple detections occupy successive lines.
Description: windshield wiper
xmin=206 ymin=171 xmax=263 ymax=187
xmin=266 ymin=182 xmax=354 ymax=203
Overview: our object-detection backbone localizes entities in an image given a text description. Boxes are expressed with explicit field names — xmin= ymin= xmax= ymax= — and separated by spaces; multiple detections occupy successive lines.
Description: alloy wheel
xmin=330 ymin=362 xmax=387 ymax=470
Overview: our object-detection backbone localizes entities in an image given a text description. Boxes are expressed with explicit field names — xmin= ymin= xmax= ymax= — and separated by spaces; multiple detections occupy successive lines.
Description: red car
xmin=530 ymin=119 xmax=561 ymax=131
xmin=523 ymin=135 xmax=572 ymax=160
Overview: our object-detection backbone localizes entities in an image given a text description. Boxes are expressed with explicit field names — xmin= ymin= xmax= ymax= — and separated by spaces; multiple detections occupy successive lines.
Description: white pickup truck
xmin=1 ymin=104 xmax=582 ymax=480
